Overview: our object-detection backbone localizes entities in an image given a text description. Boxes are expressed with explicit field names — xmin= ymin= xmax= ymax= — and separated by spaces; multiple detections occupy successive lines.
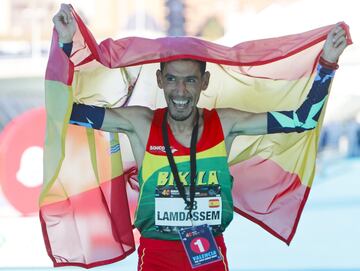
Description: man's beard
xmin=168 ymin=109 xmax=193 ymax=121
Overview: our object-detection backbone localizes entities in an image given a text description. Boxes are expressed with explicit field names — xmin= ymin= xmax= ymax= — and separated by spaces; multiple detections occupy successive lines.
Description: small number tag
xmin=179 ymin=224 xmax=222 ymax=268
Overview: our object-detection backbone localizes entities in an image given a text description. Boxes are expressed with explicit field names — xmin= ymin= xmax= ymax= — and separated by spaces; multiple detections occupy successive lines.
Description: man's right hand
xmin=52 ymin=3 xmax=76 ymax=43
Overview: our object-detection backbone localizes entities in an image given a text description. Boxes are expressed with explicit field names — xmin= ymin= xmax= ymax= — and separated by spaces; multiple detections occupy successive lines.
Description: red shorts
xmin=137 ymin=235 xmax=229 ymax=271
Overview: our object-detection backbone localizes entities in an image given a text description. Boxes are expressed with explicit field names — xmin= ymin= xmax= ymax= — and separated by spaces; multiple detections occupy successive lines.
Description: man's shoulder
xmin=204 ymin=108 xmax=222 ymax=121
xmin=210 ymin=108 xmax=238 ymax=135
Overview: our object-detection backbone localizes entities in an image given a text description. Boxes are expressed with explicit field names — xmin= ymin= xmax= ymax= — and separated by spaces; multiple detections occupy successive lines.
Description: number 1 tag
xmin=179 ymin=224 xmax=222 ymax=268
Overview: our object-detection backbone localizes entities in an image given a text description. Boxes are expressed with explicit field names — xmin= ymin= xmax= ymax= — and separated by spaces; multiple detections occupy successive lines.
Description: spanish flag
xmin=209 ymin=199 xmax=220 ymax=208
xmin=40 ymin=6 xmax=352 ymax=268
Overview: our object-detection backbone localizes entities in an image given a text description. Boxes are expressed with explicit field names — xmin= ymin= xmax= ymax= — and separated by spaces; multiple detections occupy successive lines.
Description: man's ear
xmin=156 ymin=69 xmax=163 ymax=89
xmin=201 ymin=71 xmax=210 ymax=90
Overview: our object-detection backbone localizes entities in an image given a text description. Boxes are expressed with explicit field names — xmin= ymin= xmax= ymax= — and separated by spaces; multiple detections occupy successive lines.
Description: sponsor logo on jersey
xmin=157 ymin=170 xmax=219 ymax=186
xmin=150 ymin=145 xmax=178 ymax=153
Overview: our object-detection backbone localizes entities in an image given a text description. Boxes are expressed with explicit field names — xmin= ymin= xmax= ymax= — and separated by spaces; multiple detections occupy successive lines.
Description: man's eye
xmin=187 ymin=78 xmax=196 ymax=83
xmin=166 ymin=76 xmax=175 ymax=82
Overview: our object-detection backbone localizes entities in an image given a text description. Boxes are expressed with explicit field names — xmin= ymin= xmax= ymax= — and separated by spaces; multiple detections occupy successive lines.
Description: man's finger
xmin=60 ymin=3 xmax=71 ymax=12
xmin=61 ymin=4 xmax=72 ymax=16
xmin=64 ymin=12 xmax=69 ymax=24
xmin=333 ymin=32 xmax=346 ymax=45
xmin=60 ymin=4 xmax=72 ymax=24
xmin=53 ymin=10 xmax=65 ymax=24
xmin=60 ymin=11 xmax=69 ymax=24
xmin=334 ymin=37 xmax=346 ymax=49
xmin=329 ymin=25 xmax=344 ymax=40
xmin=334 ymin=25 xmax=343 ymax=33
xmin=333 ymin=29 xmax=346 ymax=41
xmin=52 ymin=11 xmax=60 ymax=23
xmin=333 ymin=28 xmax=345 ymax=37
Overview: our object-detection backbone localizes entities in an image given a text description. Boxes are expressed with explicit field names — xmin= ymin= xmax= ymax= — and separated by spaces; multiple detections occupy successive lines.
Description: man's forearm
xmin=267 ymin=62 xmax=336 ymax=133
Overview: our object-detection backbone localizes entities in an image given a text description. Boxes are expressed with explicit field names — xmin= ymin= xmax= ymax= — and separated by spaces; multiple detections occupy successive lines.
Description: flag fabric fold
xmin=40 ymin=6 xmax=352 ymax=268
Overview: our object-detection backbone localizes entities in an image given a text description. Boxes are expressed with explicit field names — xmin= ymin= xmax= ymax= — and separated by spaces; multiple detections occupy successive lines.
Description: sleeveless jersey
xmin=134 ymin=108 xmax=233 ymax=240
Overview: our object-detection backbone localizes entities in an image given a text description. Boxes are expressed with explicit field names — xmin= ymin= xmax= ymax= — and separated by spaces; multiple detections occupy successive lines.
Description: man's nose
xmin=176 ymin=80 xmax=187 ymax=94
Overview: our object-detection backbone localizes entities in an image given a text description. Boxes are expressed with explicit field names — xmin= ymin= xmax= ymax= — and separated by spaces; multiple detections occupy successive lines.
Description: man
xmin=52 ymin=3 xmax=348 ymax=271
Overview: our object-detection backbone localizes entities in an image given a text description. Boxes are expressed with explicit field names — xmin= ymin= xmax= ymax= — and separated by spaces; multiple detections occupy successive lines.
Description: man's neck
xmin=167 ymin=108 xmax=198 ymax=134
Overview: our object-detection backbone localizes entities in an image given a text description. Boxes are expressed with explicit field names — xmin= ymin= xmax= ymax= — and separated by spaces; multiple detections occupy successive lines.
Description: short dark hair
xmin=160 ymin=59 xmax=207 ymax=75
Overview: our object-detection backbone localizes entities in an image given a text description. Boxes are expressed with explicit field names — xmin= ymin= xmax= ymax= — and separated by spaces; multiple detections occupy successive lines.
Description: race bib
xmin=155 ymin=185 xmax=222 ymax=233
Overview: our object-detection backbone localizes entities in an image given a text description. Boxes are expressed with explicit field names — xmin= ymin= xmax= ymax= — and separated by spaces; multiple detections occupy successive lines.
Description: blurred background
xmin=0 ymin=0 xmax=359 ymax=270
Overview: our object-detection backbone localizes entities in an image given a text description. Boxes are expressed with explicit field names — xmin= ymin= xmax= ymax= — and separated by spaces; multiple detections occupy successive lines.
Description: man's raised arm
xmin=220 ymin=24 xmax=348 ymax=137
xmin=53 ymin=4 xmax=151 ymax=134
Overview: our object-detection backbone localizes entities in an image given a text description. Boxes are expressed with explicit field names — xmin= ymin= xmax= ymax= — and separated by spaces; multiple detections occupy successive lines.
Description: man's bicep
xmin=69 ymin=104 xmax=144 ymax=133
xmin=102 ymin=106 xmax=149 ymax=133
xmin=102 ymin=107 xmax=133 ymax=133
xmin=219 ymin=108 xmax=267 ymax=136
xmin=232 ymin=110 xmax=268 ymax=135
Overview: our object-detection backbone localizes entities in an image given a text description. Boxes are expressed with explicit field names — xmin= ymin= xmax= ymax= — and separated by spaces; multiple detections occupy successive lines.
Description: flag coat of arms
xmin=39 ymin=6 xmax=352 ymax=268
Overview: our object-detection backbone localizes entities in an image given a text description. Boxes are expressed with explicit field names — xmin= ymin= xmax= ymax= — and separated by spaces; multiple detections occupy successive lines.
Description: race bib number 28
xmin=155 ymin=197 xmax=222 ymax=227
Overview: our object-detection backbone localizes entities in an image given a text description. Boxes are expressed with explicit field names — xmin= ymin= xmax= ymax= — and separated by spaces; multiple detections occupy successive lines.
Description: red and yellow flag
xmin=40 ymin=6 xmax=352 ymax=268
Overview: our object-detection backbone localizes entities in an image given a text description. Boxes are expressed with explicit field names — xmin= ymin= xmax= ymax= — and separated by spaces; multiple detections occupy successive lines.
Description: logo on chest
xmin=156 ymin=170 xmax=219 ymax=186
xmin=149 ymin=145 xmax=178 ymax=154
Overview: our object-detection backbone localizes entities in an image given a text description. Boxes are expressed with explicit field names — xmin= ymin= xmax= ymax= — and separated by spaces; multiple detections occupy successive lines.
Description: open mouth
xmin=171 ymin=99 xmax=190 ymax=108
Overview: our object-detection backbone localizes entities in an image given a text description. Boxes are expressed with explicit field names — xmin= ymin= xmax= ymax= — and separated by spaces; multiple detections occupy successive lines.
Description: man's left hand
xmin=321 ymin=24 xmax=348 ymax=63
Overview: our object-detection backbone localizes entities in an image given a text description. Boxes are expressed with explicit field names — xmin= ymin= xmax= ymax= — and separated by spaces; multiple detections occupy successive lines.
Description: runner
xmin=51 ymin=3 xmax=348 ymax=271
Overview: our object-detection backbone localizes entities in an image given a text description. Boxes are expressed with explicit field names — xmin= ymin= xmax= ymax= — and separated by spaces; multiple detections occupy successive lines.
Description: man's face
xmin=156 ymin=60 xmax=210 ymax=121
